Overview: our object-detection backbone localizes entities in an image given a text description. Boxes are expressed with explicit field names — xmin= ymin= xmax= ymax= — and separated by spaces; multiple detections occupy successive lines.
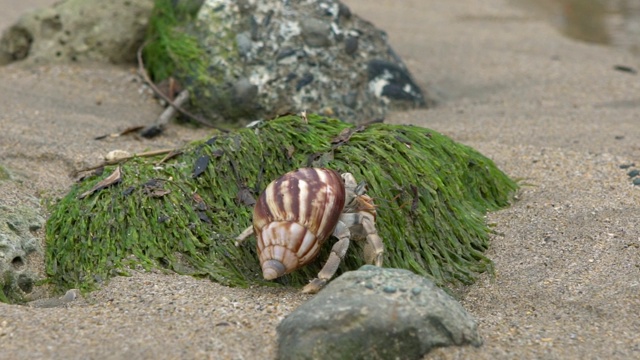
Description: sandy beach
xmin=1 ymin=0 xmax=639 ymax=359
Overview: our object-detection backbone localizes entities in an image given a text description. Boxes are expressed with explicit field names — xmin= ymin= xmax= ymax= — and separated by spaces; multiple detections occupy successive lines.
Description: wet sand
xmin=1 ymin=0 xmax=639 ymax=359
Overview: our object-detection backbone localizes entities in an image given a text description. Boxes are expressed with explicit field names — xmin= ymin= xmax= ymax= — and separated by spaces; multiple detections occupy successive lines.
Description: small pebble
xmin=411 ymin=287 xmax=422 ymax=295
xmin=235 ymin=32 xmax=252 ymax=57
xmin=627 ymin=169 xmax=639 ymax=178
xmin=382 ymin=285 xmax=397 ymax=293
xmin=345 ymin=36 xmax=358 ymax=55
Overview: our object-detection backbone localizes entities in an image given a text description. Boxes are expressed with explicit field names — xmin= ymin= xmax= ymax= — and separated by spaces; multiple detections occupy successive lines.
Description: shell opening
xmin=262 ymin=259 xmax=286 ymax=280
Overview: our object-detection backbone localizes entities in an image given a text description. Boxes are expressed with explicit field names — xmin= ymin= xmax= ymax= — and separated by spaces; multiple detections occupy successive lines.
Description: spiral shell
xmin=252 ymin=168 xmax=346 ymax=280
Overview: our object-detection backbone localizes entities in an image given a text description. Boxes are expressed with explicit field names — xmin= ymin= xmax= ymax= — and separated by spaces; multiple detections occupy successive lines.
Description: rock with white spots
xmin=187 ymin=0 xmax=432 ymax=124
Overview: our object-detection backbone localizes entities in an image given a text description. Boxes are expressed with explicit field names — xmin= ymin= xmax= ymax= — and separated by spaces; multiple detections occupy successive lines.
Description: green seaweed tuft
xmin=45 ymin=115 xmax=517 ymax=293
xmin=143 ymin=0 xmax=207 ymax=82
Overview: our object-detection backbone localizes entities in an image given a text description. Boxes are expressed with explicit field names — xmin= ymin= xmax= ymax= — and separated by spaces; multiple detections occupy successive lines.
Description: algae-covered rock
xmin=45 ymin=115 xmax=517 ymax=293
xmin=144 ymin=0 xmax=431 ymax=125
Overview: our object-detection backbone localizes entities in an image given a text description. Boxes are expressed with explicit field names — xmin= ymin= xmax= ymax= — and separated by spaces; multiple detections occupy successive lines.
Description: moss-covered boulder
xmin=45 ymin=115 xmax=517 ymax=294
xmin=143 ymin=0 xmax=431 ymax=126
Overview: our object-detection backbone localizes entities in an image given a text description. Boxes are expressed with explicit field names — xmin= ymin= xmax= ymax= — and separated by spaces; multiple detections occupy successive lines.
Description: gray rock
xmin=344 ymin=35 xmax=359 ymax=56
xmin=301 ymin=18 xmax=332 ymax=48
xmin=232 ymin=77 xmax=259 ymax=107
xmin=27 ymin=289 xmax=81 ymax=308
xmin=188 ymin=0 xmax=432 ymax=124
xmin=0 ymin=203 xmax=45 ymax=303
xmin=0 ymin=0 xmax=154 ymax=65
xmin=235 ymin=32 xmax=254 ymax=57
xmin=277 ymin=265 xmax=482 ymax=360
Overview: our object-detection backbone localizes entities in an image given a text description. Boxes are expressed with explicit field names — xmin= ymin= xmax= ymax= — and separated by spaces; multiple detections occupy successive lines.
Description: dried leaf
xmin=142 ymin=179 xmax=170 ymax=198
xmin=331 ymin=128 xmax=354 ymax=144
xmin=192 ymin=193 xmax=208 ymax=211
xmin=78 ymin=166 xmax=122 ymax=199
xmin=76 ymin=167 xmax=104 ymax=183
xmin=331 ymin=125 xmax=366 ymax=145
xmin=395 ymin=135 xmax=412 ymax=148
xmin=147 ymin=189 xmax=170 ymax=197
xmin=206 ymin=136 xmax=218 ymax=145
xmin=192 ymin=155 xmax=210 ymax=178
xmin=211 ymin=149 xmax=224 ymax=157
xmin=142 ymin=179 xmax=171 ymax=198
xmin=197 ymin=211 xmax=212 ymax=224
xmin=410 ymin=185 xmax=420 ymax=213
xmin=236 ymin=188 xmax=256 ymax=206
xmin=308 ymin=151 xmax=334 ymax=168
xmin=285 ymin=145 xmax=295 ymax=159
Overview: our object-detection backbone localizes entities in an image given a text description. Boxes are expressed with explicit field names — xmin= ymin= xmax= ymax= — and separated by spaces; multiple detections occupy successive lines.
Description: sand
xmin=0 ymin=0 xmax=639 ymax=359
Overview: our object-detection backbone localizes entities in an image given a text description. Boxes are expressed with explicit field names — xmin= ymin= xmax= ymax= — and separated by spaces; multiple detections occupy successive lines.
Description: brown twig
xmin=136 ymin=40 xmax=230 ymax=133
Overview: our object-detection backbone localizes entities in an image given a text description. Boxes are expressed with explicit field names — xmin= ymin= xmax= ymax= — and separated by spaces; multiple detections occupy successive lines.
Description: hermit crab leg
xmin=302 ymin=221 xmax=352 ymax=294
xmin=339 ymin=212 xmax=384 ymax=266
xmin=235 ymin=226 xmax=254 ymax=247
xmin=360 ymin=213 xmax=384 ymax=266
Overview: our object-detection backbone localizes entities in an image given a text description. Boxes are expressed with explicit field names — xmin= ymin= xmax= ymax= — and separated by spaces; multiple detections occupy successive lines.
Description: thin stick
xmin=157 ymin=89 xmax=190 ymax=126
xmin=74 ymin=148 xmax=177 ymax=175
xmin=136 ymin=41 xmax=230 ymax=133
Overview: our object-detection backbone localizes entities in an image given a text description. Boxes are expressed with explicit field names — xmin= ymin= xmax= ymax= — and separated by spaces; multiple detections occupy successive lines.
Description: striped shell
xmin=253 ymin=168 xmax=346 ymax=280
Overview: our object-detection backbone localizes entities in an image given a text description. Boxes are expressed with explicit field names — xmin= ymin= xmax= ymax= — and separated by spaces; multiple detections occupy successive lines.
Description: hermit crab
xmin=235 ymin=168 xmax=384 ymax=293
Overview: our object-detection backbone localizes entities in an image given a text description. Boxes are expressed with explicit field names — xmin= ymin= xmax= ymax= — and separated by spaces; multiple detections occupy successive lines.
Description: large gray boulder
xmin=276 ymin=265 xmax=482 ymax=360
xmin=189 ymin=0 xmax=431 ymax=124
xmin=0 ymin=0 xmax=154 ymax=65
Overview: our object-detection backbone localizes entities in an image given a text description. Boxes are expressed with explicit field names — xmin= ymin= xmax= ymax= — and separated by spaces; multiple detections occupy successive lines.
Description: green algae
xmin=143 ymin=0 xmax=206 ymax=82
xmin=45 ymin=115 xmax=517 ymax=293
xmin=143 ymin=0 xmax=251 ymax=125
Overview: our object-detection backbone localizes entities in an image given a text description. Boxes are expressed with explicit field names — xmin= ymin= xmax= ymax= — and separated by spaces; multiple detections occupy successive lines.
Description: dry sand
xmin=1 ymin=0 xmax=639 ymax=359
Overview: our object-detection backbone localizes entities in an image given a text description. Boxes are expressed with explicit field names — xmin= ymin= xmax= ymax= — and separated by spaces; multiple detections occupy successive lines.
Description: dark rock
xmin=296 ymin=73 xmax=314 ymax=91
xmin=0 ymin=0 xmax=154 ymax=65
xmin=368 ymin=59 xmax=426 ymax=107
xmin=276 ymin=265 xmax=482 ymax=360
xmin=187 ymin=0 xmax=432 ymax=124
xmin=345 ymin=35 xmax=359 ymax=55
